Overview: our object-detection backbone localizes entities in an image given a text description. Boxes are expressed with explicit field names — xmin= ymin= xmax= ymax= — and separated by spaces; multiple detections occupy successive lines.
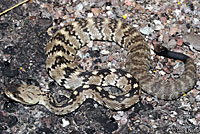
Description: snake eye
xmin=13 ymin=93 xmax=18 ymax=98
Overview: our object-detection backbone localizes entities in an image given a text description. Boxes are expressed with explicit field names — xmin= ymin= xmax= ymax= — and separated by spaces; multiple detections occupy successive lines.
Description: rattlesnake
xmin=5 ymin=17 xmax=196 ymax=115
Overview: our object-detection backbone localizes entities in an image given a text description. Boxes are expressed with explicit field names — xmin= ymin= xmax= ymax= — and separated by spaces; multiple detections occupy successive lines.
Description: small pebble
xmin=195 ymin=95 xmax=200 ymax=102
xmin=91 ymin=8 xmax=101 ymax=16
xmin=106 ymin=6 xmax=111 ymax=10
xmin=169 ymin=25 xmax=179 ymax=35
xmin=153 ymin=20 xmax=162 ymax=25
xmin=118 ymin=111 xmax=124 ymax=116
xmin=196 ymin=81 xmax=200 ymax=90
xmin=159 ymin=70 xmax=166 ymax=75
xmin=139 ymin=26 xmax=154 ymax=35
xmin=176 ymin=38 xmax=183 ymax=46
xmin=146 ymin=96 xmax=152 ymax=102
xmin=186 ymin=23 xmax=190 ymax=29
xmin=169 ymin=111 xmax=178 ymax=118
xmin=193 ymin=18 xmax=199 ymax=25
xmin=184 ymin=6 xmax=192 ymax=13
xmin=106 ymin=10 xmax=113 ymax=16
xmin=180 ymin=101 xmax=191 ymax=111
xmin=155 ymin=24 xmax=164 ymax=30
xmin=100 ymin=50 xmax=110 ymax=55
xmin=160 ymin=17 xmax=167 ymax=23
xmin=167 ymin=39 xmax=177 ymax=49
xmin=93 ymin=103 xmax=98 ymax=108
xmin=146 ymin=5 xmax=153 ymax=10
xmin=188 ymin=118 xmax=198 ymax=126
xmin=87 ymin=13 xmax=93 ymax=17
xmin=101 ymin=56 xmax=108 ymax=62
xmin=195 ymin=113 xmax=200 ymax=120
xmin=62 ymin=119 xmax=70 ymax=127
xmin=177 ymin=119 xmax=184 ymax=125
xmin=174 ymin=9 xmax=181 ymax=16
xmin=139 ymin=125 xmax=149 ymax=132
xmin=163 ymin=34 xmax=170 ymax=43
xmin=75 ymin=3 xmax=83 ymax=11
xmin=113 ymin=114 xmax=121 ymax=121
xmin=82 ymin=1 xmax=88 ymax=6
xmin=125 ymin=0 xmax=132 ymax=6
xmin=120 ymin=117 xmax=128 ymax=125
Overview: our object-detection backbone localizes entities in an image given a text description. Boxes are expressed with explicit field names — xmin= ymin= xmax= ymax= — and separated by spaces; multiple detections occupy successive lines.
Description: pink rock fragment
xmin=125 ymin=0 xmax=132 ymax=6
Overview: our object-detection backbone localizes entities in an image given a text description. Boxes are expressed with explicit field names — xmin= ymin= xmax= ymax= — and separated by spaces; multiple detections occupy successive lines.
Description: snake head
xmin=5 ymin=84 xmax=41 ymax=105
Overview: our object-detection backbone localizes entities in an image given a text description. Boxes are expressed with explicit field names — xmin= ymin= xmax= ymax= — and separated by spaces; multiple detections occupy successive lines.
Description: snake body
xmin=5 ymin=18 xmax=196 ymax=115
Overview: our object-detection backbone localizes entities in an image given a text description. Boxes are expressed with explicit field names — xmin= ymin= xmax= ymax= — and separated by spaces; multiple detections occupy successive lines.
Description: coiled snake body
xmin=5 ymin=18 xmax=196 ymax=115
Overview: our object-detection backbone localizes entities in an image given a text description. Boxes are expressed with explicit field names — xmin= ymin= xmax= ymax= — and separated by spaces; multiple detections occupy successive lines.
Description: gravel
xmin=0 ymin=0 xmax=200 ymax=134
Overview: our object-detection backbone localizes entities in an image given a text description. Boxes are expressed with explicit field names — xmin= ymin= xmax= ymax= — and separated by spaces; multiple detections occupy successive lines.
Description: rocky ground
xmin=0 ymin=0 xmax=200 ymax=134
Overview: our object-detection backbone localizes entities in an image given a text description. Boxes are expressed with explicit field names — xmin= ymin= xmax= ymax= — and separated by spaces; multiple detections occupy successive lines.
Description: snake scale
xmin=5 ymin=17 xmax=196 ymax=115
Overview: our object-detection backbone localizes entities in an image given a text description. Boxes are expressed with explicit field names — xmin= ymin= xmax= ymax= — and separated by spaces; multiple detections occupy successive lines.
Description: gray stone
xmin=167 ymin=39 xmax=177 ymax=49
xmin=183 ymin=34 xmax=200 ymax=51
xmin=139 ymin=26 xmax=154 ymax=35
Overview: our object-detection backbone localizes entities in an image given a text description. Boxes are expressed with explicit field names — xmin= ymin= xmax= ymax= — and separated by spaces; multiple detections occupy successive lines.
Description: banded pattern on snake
xmin=5 ymin=17 xmax=196 ymax=115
